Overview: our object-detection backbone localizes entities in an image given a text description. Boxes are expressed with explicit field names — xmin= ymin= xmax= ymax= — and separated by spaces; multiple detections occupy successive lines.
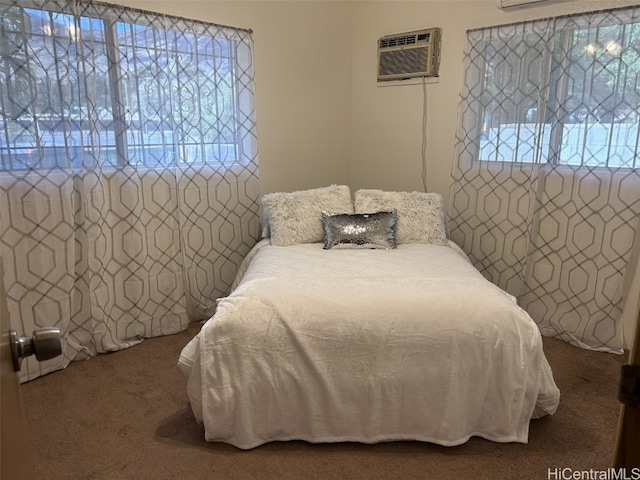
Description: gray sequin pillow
xmin=322 ymin=211 xmax=397 ymax=250
xmin=261 ymin=185 xmax=354 ymax=246
xmin=354 ymin=190 xmax=447 ymax=245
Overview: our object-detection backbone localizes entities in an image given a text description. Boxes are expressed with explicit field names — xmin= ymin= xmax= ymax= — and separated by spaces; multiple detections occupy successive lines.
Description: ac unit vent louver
xmin=377 ymin=28 xmax=441 ymax=82
xmin=380 ymin=35 xmax=415 ymax=48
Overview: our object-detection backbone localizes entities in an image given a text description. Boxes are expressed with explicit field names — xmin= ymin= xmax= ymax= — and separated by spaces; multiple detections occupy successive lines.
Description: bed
xmin=178 ymin=186 xmax=560 ymax=449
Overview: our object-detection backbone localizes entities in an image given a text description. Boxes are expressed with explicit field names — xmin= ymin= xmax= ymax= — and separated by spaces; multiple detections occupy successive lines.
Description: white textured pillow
xmin=354 ymin=189 xmax=448 ymax=245
xmin=262 ymin=185 xmax=354 ymax=246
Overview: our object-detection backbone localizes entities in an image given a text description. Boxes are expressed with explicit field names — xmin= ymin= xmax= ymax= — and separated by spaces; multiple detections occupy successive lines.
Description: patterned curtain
xmin=0 ymin=0 xmax=260 ymax=382
xmin=449 ymin=7 xmax=640 ymax=353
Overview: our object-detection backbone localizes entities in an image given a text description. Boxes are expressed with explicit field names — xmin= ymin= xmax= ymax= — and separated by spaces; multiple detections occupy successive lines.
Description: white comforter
xmin=179 ymin=241 xmax=560 ymax=449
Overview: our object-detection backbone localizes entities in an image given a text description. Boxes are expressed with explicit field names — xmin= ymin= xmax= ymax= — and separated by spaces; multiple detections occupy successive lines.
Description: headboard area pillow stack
xmin=260 ymin=185 xmax=448 ymax=248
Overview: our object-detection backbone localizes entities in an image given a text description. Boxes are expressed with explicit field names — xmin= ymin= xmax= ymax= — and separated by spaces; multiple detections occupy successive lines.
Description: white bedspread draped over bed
xmin=179 ymin=241 xmax=560 ymax=449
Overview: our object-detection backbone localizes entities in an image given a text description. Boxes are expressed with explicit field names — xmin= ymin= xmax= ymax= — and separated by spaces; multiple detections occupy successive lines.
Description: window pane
xmin=477 ymin=30 xmax=551 ymax=163
xmin=0 ymin=6 xmax=114 ymax=170
xmin=557 ymin=22 xmax=640 ymax=168
xmin=116 ymin=21 xmax=239 ymax=166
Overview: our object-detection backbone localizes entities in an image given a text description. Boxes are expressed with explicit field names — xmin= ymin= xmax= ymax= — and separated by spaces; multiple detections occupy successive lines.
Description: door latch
xmin=9 ymin=327 xmax=62 ymax=372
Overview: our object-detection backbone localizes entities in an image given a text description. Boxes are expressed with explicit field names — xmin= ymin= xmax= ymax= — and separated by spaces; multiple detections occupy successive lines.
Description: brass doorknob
xmin=10 ymin=327 xmax=62 ymax=372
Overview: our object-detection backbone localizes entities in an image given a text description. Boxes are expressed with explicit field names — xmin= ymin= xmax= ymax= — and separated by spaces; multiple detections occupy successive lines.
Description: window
xmin=0 ymin=2 xmax=253 ymax=170
xmin=475 ymin=12 xmax=640 ymax=168
xmin=449 ymin=7 xmax=640 ymax=353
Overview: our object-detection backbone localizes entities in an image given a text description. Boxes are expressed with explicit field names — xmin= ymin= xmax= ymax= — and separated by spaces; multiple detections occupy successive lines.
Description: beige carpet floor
xmin=22 ymin=322 xmax=627 ymax=480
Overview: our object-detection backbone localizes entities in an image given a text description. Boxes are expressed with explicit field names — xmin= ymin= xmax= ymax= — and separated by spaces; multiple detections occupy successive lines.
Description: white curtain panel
xmin=0 ymin=0 xmax=260 ymax=382
xmin=449 ymin=6 xmax=640 ymax=353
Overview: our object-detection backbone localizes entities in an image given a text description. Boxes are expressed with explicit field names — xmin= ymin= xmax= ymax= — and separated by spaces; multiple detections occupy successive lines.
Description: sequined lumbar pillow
xmin=322 ymin=211 xmax=397 ymax=250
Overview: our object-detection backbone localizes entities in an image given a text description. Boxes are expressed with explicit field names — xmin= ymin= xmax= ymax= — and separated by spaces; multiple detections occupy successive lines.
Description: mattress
xmin=179 ymin=240 xmax=560 ymax=449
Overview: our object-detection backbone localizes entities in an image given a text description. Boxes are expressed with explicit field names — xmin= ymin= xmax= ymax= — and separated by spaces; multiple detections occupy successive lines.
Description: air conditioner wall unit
xmin=377 ymin=27 xmax=441 ymax=82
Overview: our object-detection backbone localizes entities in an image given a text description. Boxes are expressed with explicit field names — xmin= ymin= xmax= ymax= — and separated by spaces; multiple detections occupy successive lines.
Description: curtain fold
xmin=0 ymin=0 xmax=260 ymax=382
xmin=449 ymin=6 xmax=640 ymax=353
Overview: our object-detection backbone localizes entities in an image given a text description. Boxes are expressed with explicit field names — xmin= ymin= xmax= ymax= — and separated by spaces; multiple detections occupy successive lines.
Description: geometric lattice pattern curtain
xmin=449 ymin=6 xmax=640 ymax=353
xmin=0 ymin=0 xmax=260 ymax=382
